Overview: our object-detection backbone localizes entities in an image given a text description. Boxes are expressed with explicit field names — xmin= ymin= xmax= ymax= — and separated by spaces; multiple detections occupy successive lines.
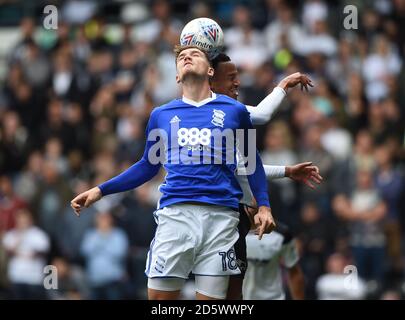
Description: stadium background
xmin=0 ymin=0 xmax=404 ymax=300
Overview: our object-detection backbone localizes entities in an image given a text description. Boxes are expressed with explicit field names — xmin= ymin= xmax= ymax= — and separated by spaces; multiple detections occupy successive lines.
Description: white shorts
xmin=145 ymin=203 xmax=241 ymax=279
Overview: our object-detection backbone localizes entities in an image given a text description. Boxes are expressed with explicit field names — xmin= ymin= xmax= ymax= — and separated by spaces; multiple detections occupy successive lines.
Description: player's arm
xmin=238 ymin=108 xmax=275 ymax=239
xmin=246 ymin=72 xmax=313 ymax=125
xmin=285 ymin=238 xmax=305 ymax=300
xmin=245 ymin=87 xmax=286 ymax=125
xmin=264 ymin=162 xmax=323 ymax=189
xmin=277 ymin=223 xmax=305 ymax=300
xmin=287 ymin=263 xmax=305 ymax=300
xmin=71 ymin=110 xmax=162 ymax=216
xmin=248 ymin=152 xmax=276 ymax=239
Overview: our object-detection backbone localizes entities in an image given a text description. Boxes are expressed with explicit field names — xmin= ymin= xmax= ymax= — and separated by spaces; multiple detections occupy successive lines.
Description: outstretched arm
xmin=97 ymin=158 xmax=160 ymax=196
xmin=246 ymin=87 xmax=286 ymax=125
xmin=264 ymin=162 xmax=323 ymax=189
xmin=246 ymin=72 xmax=313 ymax=125
xmin=71 ymin=110 xmax=162 ymax=216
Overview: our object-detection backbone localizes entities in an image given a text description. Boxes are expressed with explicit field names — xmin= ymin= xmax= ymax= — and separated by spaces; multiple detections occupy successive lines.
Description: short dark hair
xmin=173 ymin=45 xmax=212 ymax=66
xmin=211 ymin=53 xmax=231 ymax=70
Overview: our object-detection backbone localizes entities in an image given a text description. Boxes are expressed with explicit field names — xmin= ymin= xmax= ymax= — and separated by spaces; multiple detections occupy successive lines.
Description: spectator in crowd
xmin=333 ymin=170 xmax=387 ymax=283
xmin=299 ymin=123 xmax=335 ymax=214
xmin=9 ymin=17 xmax=36 ymax=64
xmin=243 ymin=223 xmax=305 ymax=300
xmin=47 ymin=256 xmax=89 ymax=300
xmin=55 ymin=179 xmax=97 ymax=263
xmin=20 ymin=39 xmax=51 ymax=89
xmin=2 ymin=209 xmax=50 ymax=299
xmin=81 ymin=210 xmax=129 ymax=300
xmin=362 ymin=34 xmax=402 ymax=102
xmin=316 ymin=252 xmax=367 ymax=300
xmin=374 ymin=144 xmax=404 ymax=271
xmin=224 ymin=5 xmax=267 ymax=72
xmin=133 ymin=0 xmax=182 ymax=47
xmin=0 ymin=111 xmax=30 ymax=174
xmin=298 ymin=202 xmax=335 ymax=299
xmin=13 ymin=151 xmax=43 ymax=203
xmin=0 ymin=175 xmax=27 ymax=235
xmin=264 ymin=4 xmax=306 ymax=57
xmin=261 ymin=121 xmax=299 ymax=227
xmin=32 ymin=159 xmax=72 ymax=238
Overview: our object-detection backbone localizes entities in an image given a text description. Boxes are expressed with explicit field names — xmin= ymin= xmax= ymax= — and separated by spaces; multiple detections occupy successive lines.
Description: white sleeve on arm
xmin=245 ymin=86 xmax=286 ymax=125
xmin=235 ymin=153 xmax=255 ymax=207
xmin=263 ymin=165 xmax=286 ymax=179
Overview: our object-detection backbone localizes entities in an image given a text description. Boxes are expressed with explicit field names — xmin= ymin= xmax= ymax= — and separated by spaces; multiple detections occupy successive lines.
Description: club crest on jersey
xmin=211 ymin=109 xmax=225 ymax=127
xmin=202 ymin=24 xmax=218 ymax=42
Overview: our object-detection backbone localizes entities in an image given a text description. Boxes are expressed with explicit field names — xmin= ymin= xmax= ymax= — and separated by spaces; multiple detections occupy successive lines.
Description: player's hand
xmin=70 ymin=187 xmax=102 ymax=216
xmin=245 ymin=205 xmax=258 ymax=228
xmin=278 ymin=72 xmax=314 ymax=92
xmin=286 ymin=162 xmax=323 ymax=189
xmin=254 ymin=206 xmax=276 ymax=240
xmin=242 ymin=198 xmax=258 ymax=229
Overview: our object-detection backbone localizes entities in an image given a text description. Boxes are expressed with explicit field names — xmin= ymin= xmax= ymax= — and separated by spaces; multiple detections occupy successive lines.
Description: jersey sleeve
xmin=263 ymin=165 xmax=286 ymax=179
xmin=237 ymin=106 xmax=270 ymax=207
xmin=235 ymin=154 xmax=255 ymax=207
xmin=245 ymin=87 xmax=286 ymax=125
xmin=98 ymin=109 xmax=162 ymax=196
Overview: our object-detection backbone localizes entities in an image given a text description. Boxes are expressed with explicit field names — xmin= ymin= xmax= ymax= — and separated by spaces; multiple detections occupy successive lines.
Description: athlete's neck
xmin=182 ymin=78 xmax=212 ymax=102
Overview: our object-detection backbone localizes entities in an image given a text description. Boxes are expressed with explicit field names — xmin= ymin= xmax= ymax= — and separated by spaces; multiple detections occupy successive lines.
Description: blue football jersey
xmin=99 ymin=93 xmax=269 ymax=210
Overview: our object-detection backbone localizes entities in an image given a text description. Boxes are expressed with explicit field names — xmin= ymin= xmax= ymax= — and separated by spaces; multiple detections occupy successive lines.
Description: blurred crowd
xmin=0 ymin=0 xmax=404 ymax=300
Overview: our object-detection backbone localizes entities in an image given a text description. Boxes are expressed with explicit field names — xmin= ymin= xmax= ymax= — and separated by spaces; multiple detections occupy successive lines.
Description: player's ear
xmin=208 ymin=66 xmax=214 ymax=78
xmin=176 ymin=74 xmax=181 ymax=84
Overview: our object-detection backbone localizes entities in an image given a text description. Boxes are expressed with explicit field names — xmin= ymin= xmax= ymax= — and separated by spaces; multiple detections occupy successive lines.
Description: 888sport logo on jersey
xmin=177 ymin=128 xmax=211 ymax=146
xmin=174 ymin=109 xmax=227 ymax=151
xmin=177 ymin=127 xmax=212 ymax=151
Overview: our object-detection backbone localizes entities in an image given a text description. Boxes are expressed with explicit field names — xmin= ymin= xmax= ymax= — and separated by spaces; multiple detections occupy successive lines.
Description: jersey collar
xmin=182 ymin=92 xmax=216 ymax=107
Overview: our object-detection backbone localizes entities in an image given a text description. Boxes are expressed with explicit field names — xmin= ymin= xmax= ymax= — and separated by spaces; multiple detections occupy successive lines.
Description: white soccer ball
xmin=180 ymin=17 xmax=224 ymax=59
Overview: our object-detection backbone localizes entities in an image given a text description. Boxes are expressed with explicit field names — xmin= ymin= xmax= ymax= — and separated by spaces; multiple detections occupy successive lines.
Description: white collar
xmin=182 ymin=92 xmax=216 ymax=107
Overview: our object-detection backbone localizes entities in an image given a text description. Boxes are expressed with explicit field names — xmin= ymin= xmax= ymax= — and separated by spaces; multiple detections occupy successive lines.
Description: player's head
xmin=210 ymin=53 xmax=240 ymax=100
xmin=174 ymin=45 xmax=214 ymax=84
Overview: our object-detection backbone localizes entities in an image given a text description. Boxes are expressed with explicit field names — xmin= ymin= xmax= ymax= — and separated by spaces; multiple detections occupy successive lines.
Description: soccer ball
xmin=180 ymin=17 xmax=224 ymax=59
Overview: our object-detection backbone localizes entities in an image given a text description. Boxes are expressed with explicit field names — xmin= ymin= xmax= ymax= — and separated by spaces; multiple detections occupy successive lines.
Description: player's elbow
xmin=251 ymin=115 xmax=268 ymax=125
